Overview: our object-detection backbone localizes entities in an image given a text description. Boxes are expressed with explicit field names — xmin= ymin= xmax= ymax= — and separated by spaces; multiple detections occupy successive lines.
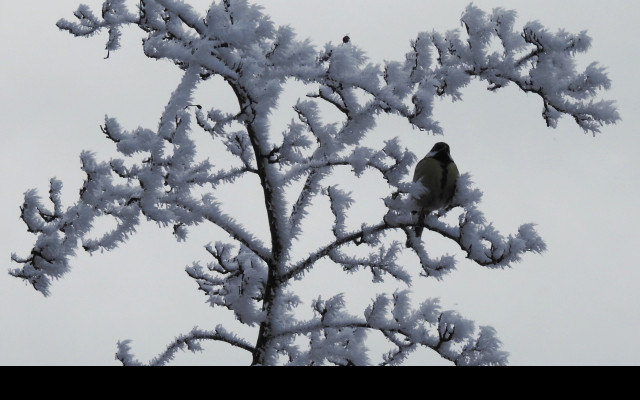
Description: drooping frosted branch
xmin=115 ymin=325 xmax=254 ymax=366
xmin=425 ymin=174 xmax=547 ymax=268
xmin=271 ymin=292 xmax=508 ymax=366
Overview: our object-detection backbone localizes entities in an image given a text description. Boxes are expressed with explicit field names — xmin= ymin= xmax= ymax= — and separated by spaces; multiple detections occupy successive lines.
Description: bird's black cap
xmin=430 ymin=142 xmax=450 ymax=153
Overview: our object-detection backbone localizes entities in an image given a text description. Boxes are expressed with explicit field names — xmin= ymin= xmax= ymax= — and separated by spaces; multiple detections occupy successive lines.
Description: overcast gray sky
xmin=1 ymin=0 xmax=638 ymax=365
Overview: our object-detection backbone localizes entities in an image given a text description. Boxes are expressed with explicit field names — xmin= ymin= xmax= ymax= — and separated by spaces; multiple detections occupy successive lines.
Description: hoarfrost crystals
xmin=11 ymin=0 xmax=617 ymax=365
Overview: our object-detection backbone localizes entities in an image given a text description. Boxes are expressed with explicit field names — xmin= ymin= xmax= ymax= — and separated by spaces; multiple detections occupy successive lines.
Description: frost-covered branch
xmin=10 ymin=179 xmax=99 ymax=295
xmin=56 ymin=0 xmax=138 ymax=57
xmin=115 ymin=325 xmax=254 ymax=366
xmin=329 ymin=243 xmax=411 ymax=284
xmin=283 ymin=173 xmax=545 ymax=284
xmin=269 ymin=292 xmax=507 ymax=366
xmin=421 ymin=174 xmax=547 ymax=270
xmin=457 ymin=6 xmax=620 ymax=133
xmin=281 ymin=222 xmax=390 ymax=283
xmin=56 ymin=0 xmax=619 ymax=135
xmin=186 ymin=242 xmax=267 ymax=326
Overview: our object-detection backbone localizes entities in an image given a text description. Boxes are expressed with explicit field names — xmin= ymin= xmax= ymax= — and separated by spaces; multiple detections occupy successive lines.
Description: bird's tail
xmin=406 ymin=211 xmax=425 ymax=248
xmin=415 ymin=209 xmax=426 ymax=239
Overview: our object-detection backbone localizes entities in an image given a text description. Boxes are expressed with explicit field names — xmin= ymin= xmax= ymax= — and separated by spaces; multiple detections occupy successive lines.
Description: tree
xmin=10 ymin=0 xmax=618 ymax=366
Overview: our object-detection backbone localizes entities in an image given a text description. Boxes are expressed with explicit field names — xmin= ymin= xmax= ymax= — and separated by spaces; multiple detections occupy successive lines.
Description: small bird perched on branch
xmin=407 ymin=142 xmax=459 ymax=247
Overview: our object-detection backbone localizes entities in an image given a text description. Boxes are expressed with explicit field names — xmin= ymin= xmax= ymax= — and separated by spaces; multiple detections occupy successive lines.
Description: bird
xmin=407 ymin=142 xmax=459 ymax=246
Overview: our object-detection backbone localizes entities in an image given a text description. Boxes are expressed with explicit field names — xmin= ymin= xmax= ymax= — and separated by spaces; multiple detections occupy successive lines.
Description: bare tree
xmin=11 ymin=0 xmax=618 ymax=365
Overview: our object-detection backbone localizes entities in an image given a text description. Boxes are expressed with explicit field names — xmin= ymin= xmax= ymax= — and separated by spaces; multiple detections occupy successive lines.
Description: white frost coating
xmin=12 ymin=0 xmax=618 ymax=365
xmin=186 ymin=242 xmax=267 ymax=326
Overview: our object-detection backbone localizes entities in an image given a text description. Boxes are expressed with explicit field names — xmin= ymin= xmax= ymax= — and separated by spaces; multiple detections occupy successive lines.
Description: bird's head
xmin=427 ymin=142 xmax=451 ymax=158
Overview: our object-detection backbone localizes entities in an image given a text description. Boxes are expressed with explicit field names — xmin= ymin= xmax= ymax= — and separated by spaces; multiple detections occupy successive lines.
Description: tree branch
xmin=281 ymin=222 xmax=392 ymax=283
xmin=116 ymin=325 xmax=255 ymax=366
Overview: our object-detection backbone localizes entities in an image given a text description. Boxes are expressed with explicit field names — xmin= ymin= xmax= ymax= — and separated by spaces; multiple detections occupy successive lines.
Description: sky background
xmin=1 ymin=0 xmax=638 ymax=365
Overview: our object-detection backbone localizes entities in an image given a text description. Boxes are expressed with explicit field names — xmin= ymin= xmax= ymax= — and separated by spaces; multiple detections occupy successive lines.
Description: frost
xmin=12 ymin=0 xmax=618 ymax=365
